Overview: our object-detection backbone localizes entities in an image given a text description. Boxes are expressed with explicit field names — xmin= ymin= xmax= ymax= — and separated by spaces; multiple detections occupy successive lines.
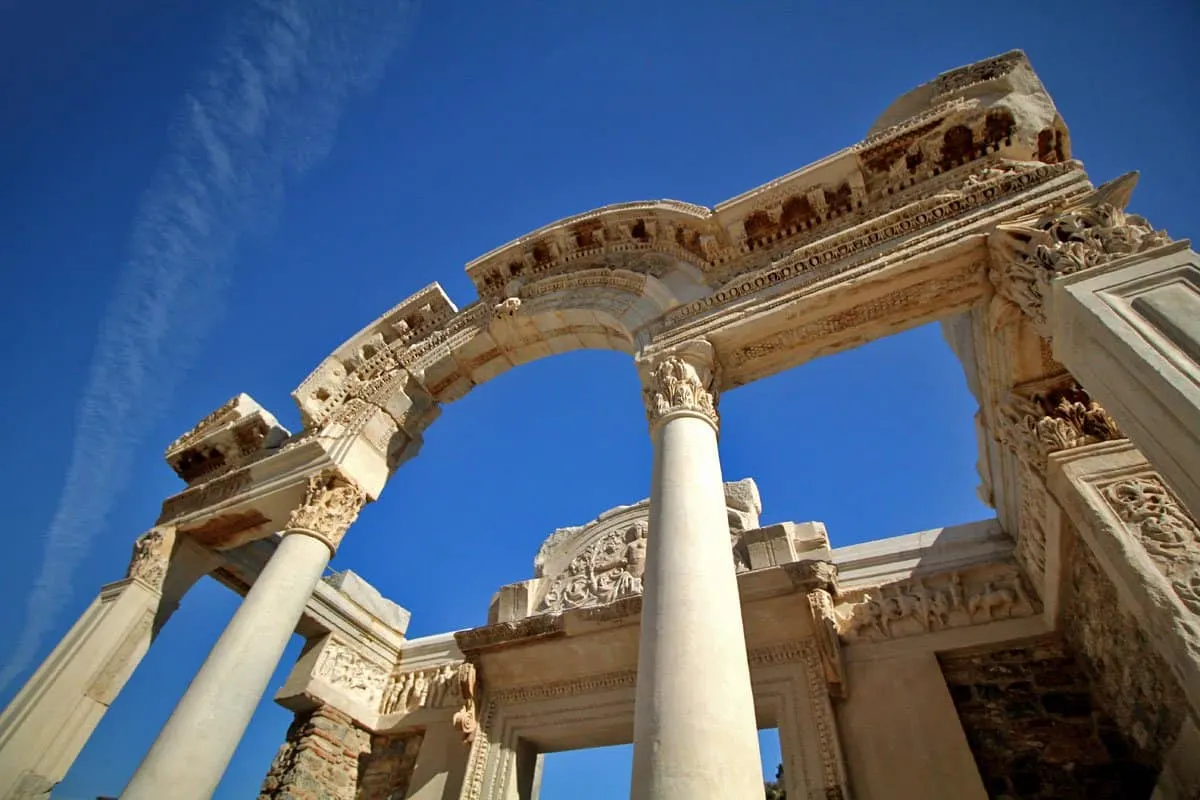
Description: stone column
xmin=0 ymin=528 xmax=218 ymax=800
xmin=630 ymin=340 xmax=763 ymax=800
xmin=122 ymin=471 xmax=366 ymax=800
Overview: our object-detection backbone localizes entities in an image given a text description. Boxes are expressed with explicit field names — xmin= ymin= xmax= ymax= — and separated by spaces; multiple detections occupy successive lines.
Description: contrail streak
xmin=0 ymin=0 xmax=419 ymax=693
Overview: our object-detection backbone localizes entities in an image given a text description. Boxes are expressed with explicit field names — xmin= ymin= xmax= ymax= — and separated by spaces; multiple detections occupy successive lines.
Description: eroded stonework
xmin=1099 ymin=474 xmax=1200 ymax=615
xmin=1062 ymin=541 xmax=1187 ymax=765
xmin=940 ymin=637 xmax=1158 ymax=799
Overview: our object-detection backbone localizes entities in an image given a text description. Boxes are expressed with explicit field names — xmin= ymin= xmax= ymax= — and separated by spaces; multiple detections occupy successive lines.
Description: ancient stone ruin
xmin=2 ymin=50 xmax=1199 ymax=799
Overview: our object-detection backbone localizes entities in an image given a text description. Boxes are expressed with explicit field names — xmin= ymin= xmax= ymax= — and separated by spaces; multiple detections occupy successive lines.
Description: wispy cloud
xmin=0 ymin=0 xmax=419 ymax=693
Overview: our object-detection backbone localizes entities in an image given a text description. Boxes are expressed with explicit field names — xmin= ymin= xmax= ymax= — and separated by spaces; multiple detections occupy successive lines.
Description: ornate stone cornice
xmin=285 ymin=470 xmax=367 ymax=553
xmin=989 ymin=172 xmax=1172 ymax=334
xmin=639 ymin=340 xmax=720 ymax=432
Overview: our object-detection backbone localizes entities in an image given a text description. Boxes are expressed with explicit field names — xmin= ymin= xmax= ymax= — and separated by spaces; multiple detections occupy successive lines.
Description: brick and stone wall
xmin=258 ymin=706 xmax=424 ymax=800
xmin=1061 ymin=543 xmax=1188 ymax=768
xmin=939 ymin=636 xmax=1158 ymax=799
xmin=259 ymin=707 xmax=370 ymax=800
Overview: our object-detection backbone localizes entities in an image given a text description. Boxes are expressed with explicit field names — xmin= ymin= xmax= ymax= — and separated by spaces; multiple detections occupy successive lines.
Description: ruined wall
xmin=259 ymin=707 xmax=371 ymax=800
xmin=1061 ymin=543 xmax=1188 ymax=767
xmin=258 ymin=706 xmax=423 ymax=800
xmin=939 ymin=636 xmax=1157 ymax=799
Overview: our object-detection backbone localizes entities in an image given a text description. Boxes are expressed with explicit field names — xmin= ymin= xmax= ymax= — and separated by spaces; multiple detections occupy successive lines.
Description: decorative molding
xmin=126 ymin=528 xmax=173 ymax=593
xmin=159 ymin=466 xmax=253 ymax=522
xmin=640 ymin=340 xmax=719 ymax=431
xmin=835 ymin=564 xmax=1036 ymax=642
xmin=807 ymin=589 xmax=846 ymax=698
xmin=286 ymin=470 xmax=367 ymax=553
xmin=1100 ymin=474 xmax=1200 ymax=615
xmin=989 ymin=172 xmax=1172 ymax=334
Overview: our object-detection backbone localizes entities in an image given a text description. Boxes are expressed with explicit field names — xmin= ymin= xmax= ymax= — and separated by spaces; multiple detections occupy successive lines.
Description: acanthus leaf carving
xmin=1100 ymin=474 xmax=1200 ymax=615
xmin=998 ymin=380 xmax=1123 ymax=473
xmin=285 ymin=470 xmax=367 ymax=552
xmin=989 ymin=172 xmax=1171 ymax=333
xmin=640 ymin=342 xmax=719 ymax=431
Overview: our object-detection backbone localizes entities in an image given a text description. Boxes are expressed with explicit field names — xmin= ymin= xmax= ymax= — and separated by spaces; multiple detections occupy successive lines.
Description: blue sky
xmin=1 ymin=1 xmax=1197 ymax=797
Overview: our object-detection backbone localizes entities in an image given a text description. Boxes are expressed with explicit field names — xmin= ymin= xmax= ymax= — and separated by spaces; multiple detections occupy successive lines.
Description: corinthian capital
xmin=285 ymin=470 xmax=367 ymax=553
xmin=639 ymin=340 xmax=720 ymax=432
xmin=988 ymin=172 xmax=1171 ymax=335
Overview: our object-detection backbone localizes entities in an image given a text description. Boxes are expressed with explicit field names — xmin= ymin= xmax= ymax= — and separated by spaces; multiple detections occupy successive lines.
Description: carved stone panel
xmin=315 ymin=638 xmax=390 ymax=711
xmin=836 ymin=564 xmax=1037 ymax=642
xmin=1099 ymin=474 xmax=1200 ymax=615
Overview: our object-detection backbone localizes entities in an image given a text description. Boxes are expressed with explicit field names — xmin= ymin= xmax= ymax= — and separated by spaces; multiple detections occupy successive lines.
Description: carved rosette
xmin=126 ymin=527 xmax=174 ymax=593
xmin=1100 ymin=475 xmax=1200 ymax=615
xmin=285 ymin=470 xmax=367 ymax=553
xmin=639 ymin=340 xmax=720 ymax=432
xmin=989 ymin=173 xmax=1171 ymax=335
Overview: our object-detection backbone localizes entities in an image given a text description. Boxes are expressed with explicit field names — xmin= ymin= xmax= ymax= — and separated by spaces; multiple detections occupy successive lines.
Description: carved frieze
xmin=159 ymin=466 xmax=252 ymax=522
xmin=836 ymin=565 xmax=1036 ymax=642
xmin=640 ymin=342 xmax=719 ymax=431
xmin=1100 ymin=474 xmax=1200 ymax=615
xmin=380 ymin=661 xmax=479 ymax=742
xmin=990 ymin=173 xmax=1172 ymax=334
xmin=285 ymin=470 xmax=367 ymax=552
xmin=316 ymin=639 xmax=390 ymax=710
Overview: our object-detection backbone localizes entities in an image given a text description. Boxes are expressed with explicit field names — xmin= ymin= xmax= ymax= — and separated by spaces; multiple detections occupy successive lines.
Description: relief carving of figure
xmin=538 ymin=523 xmax=650 ymax=613
xmin=839 ymin=569 xmax=1033 ymax=641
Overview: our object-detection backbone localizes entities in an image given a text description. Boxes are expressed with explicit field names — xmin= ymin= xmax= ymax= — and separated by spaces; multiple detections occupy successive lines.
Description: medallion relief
xmin=537 ymin=523 xmax=648 ymax=613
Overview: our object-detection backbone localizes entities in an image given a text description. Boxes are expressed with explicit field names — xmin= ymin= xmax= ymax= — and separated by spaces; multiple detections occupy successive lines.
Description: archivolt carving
xmin=537 ymin=523 xmax=647 ymax=613
xmin=836 ymin=566 xmax=1035 ymax=641
xmin=315 ymin=639 xmax=390 ymax=710
xmin=1101 ymin=475 xmax=1200 ymax=614
xmin=286 ymin=470 xmax=367 ymax=551
xmin=989 ymin=172 xmax=1172 ymax=333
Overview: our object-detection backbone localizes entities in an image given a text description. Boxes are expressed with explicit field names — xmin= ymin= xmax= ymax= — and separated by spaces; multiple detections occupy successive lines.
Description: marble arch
xmin=4 ymin=50 xmax=1200 ymax=800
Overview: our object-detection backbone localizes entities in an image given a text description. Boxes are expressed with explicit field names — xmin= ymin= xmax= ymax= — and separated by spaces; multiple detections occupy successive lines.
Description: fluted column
xmin=122 ymin=471 xmax=366 ymax=800
xmin=630 ymin=340 xmax=762 ymax=800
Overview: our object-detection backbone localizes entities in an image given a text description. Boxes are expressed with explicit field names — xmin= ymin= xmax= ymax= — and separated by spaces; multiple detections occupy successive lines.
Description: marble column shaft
xmin=121 ymin=531 xmax=333 ymax=800
xmin=631 ymin=341 xmax=763 ymax=800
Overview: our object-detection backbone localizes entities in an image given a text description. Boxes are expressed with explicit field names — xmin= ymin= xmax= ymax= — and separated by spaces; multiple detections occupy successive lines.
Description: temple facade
xmin=2 ymin=50 xmax=1199 ymax=799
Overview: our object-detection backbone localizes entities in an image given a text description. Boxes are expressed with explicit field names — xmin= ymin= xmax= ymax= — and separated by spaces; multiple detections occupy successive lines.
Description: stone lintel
xmin=833 ymin=518 xmax=1013 ymax=591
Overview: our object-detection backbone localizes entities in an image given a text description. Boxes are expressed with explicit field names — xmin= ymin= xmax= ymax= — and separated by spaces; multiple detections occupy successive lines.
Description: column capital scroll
xmin=638 ymin=339 xmax=720 ymax=433
xmin=285 ymin=470 xmax=367 ymax=554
